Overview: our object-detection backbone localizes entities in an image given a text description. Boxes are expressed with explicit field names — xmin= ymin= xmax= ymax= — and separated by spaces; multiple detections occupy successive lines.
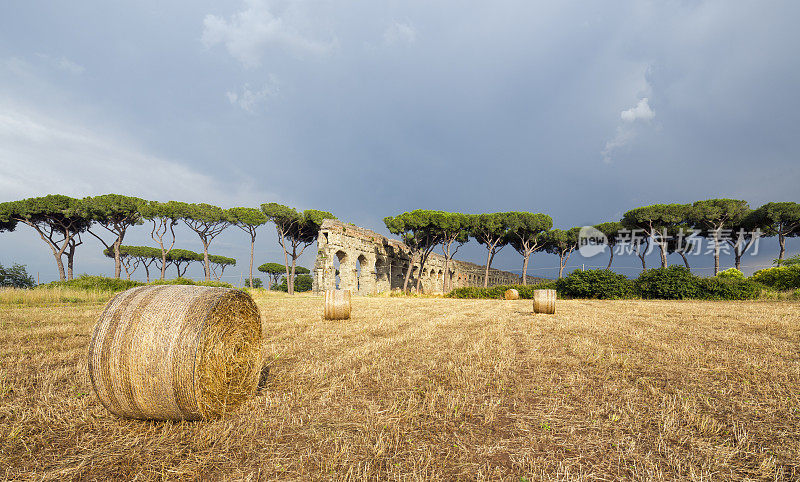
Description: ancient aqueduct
xmin=312 ymin=219 xmax=534 ymax=295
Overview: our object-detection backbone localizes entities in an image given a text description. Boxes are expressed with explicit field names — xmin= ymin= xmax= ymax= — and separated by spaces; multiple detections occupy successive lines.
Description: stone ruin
xmin=312 ymin=219 xmax=535 ymax=295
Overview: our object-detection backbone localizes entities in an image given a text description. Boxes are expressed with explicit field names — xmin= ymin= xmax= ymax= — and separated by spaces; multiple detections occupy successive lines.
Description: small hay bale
xmin=324 ymin=289 xmax=351 ymax=320
xmin=533 ymin=289 xmax=556 ymax=314
xmin=87 ymin=285 xmax=262 ymax=420
xmin=504 ymin=288 xmax=520 ymax=300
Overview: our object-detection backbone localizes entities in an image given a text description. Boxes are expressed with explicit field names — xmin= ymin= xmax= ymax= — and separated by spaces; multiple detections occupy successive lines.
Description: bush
xmin=555 ymin=269 xmax=634 ymax=299
xmin=275 ymin=274 xmax=313 ymax=292
xmin=774 ymin=254 xmax=800 ymax=267
xmin=750 ymin=266 xmax=800 ymax=290
xmin=717 ymin=268 xmax=745 ymax=279
xmin=248 ymin=277 xmax=263 ymax=288
xmin=635 ymin=266 xmax=700 ymax=300
xmin=447 ymin=282 xmax=557 ymax=299
xmin=698 ymin=277 xmax=762 ymax=300
xmin=147 ymin=277 xmax=234 ymax=288
xmin=149 ymin=277 xmax=197 ymax=286
xmin=47 ymin=275 xmax=143 ymax=292
xmin=196 ymin=280 xmax=235 ymax=288
xmin=0 ymin=262 xmax=35 ymax=288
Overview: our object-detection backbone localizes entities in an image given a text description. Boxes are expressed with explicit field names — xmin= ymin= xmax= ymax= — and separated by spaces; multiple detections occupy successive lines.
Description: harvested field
xmin=1 ymin=294 xmax=799 ymax=480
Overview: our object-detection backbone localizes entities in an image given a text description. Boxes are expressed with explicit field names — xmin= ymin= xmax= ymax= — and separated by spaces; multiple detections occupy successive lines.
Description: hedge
xmin=448 ymin=266 xmax=766 ymax=301
xmin=448 ymin=282 xmax=557 ymax=299
xmin=635 ymin=266 xmax=700 ymax=300
xmin=46 ymin=275 xmax=234 ymax=292
xmin=46 ymin=275 xmax=144 ymax=292
xmin=750 ymin=266 xmax=800 ymax=290
xmin=697 ymin=277 xmax=761 ymax=300
xmin=555 ymin=269 xmax=634 ymax=299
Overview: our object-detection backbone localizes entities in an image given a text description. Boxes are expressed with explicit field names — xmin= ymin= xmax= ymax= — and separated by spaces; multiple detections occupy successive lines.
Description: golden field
xmin=0 ymin=291 xmax=798 ymax=480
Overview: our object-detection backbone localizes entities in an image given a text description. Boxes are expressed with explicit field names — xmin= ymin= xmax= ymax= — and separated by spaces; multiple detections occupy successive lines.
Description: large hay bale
xmin=533 ymin=289 xmax=556 ymax=314
xmin=324 ymin=289 xmax=351 ymax=320
xmin=87 ymin=285 xmax=262 ymax=420
xmin=504 ymin=288 xmax=520 ymax=300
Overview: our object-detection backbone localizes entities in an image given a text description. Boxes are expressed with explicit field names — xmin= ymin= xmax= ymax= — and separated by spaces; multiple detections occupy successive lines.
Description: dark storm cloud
xmin=1 ymin=0 xmax=798 ymax=281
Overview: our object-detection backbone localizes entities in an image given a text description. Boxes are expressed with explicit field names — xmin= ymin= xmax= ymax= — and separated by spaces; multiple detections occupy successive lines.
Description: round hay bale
xmin=504 ymin=288 xmax=520 ymax=300
xmin=87 ymin=285 xmax=262 ymax=420
xmin=533 ymin=289 xmax=556 ymax=314
xmin=324 ymin=289 xmax=351 ymax=320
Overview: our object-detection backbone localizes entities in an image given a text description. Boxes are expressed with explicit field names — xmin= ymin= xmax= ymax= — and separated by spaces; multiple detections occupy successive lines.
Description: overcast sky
xmin=1 ymin=1 xmax=798 ymax=283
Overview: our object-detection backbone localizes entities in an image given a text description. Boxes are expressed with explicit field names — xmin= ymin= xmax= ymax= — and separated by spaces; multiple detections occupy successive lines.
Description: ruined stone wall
xmin=312 ymin=219 xmax=535 ymax=295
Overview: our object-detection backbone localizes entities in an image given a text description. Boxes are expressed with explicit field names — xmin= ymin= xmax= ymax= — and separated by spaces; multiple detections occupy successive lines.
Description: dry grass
xmin=0 ymin=286 xmax=117 ymax=305
xmin=0 ymin=293 xmax=798 ymax=480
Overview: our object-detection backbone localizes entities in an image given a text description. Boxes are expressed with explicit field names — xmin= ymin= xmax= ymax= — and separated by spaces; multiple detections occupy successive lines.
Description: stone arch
xmin=333 ymin=250 xmax=348 ymax=289
xmin=355 ymin=253 xmax=376 ymax=294
xmin=338 ymin=250 xmax=359 ymax=291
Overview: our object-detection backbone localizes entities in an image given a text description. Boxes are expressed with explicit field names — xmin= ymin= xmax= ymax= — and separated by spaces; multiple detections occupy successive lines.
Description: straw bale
xmin=533 ymin=289 xmax=557 ymax=314
xmin=324 ymin=290 xmax=351 ymax=320
xmin=87 ymin=285 xmax=262 ymax=420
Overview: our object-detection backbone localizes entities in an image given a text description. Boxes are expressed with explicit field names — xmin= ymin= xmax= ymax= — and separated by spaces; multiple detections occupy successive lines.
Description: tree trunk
xmin=66 ymin=244 xmax=75 ymax=280
xmin=402 ymin=263 xmax=413 ymax=293
xmin=113 ymin=238 xmax=122 ymax=279
xmin=779 ymin=234 xmax=786 ymax=260
xmin=161 ymin=251 xmax=168 ymax=280
xmin=634 ymin=239 xmax=646 ymax=272
xmin=521 ymin=254 xmax=530 ymax=285
xmin=280 ymin=231 xmax=292 ymax=294
xmin=249 ymin=234 xmax=255 ymax=289
xmin=659 ymin=242 xmax=668 ymax=268
xmin=483 ymin=247 xmax=493 ymax=288
xmin=289 ymin=249 xmax=297 ymax=295
xmin=606 ymin=248 xmax=614 ymax=270
xmin=443 ymin=258 xmax=449 ymax=291
xmin=202 ymin=238 xmax=211 ymax=281
xmin=442 ymin=242 xmax=451 ymax=292
xmin=402 ymin=252 xmax=417 ymax=294
xmin=53 ymin=253 xmax=66 ymax=281
xmin=680 ymin=252 xmax=690 ymax=269
xmin=144 ymin=262 xmax=150 ymax=283
xmin=713 ymin=231 xmax=720 ymax=276
xmin=558 ymin=254 xmax=566 ymax=278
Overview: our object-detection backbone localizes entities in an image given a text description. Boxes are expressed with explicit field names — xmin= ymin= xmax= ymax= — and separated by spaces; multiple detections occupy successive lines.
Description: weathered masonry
xmin=312 ymin=219 xmax=535 ymax=295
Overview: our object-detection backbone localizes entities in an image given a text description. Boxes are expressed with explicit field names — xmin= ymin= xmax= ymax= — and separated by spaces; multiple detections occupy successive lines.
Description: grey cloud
xmin=202 ymin=0 xmax=336 ymax=68
xmin=0 ymin=0 xmax=798 ymax=282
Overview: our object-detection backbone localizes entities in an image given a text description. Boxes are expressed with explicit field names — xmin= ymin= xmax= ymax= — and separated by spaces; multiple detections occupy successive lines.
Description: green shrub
xmin=0 ymin=262 xmax=35 ymax=288
xmin=717 ymin=268 xmax=745 ymax=279
xmin=635 ymin=266 xmax=700 ymax=299
xmin=275 ymin=274 xmax=313 ymax=292
xmin=750 ymin=266 xmax=800 ymax=290
xmin=555 ymin=269 xmax=634 ymax=299
xmin=698 ymin=277 xmax=762 ymax=300
xmin=148 ymin=277 xmax=234 ymax=288
xmin=47 ymin=275 xmax=143 ymax=292
xmin=447 ymin=282 xmax=556 ymax=299
xmin=774 ymin=254 xmax=800 ymax=267
xmin=196 ymin=280 xmax=235 ymax=288
xmin=149 ymin=277 xmax=197 ymax=286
